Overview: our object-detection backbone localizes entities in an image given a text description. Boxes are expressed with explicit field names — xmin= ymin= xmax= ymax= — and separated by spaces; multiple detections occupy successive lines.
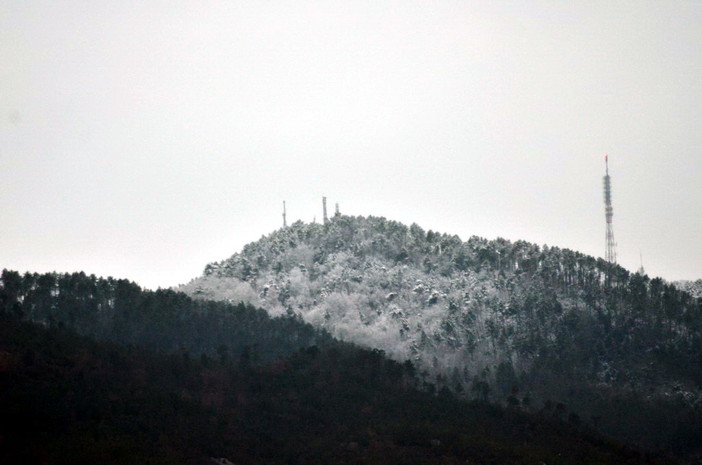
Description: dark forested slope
xmin=0 ymin=269 xmax=328 ymax=364
xmin=0 ymin=315 xmax=675 ymax=465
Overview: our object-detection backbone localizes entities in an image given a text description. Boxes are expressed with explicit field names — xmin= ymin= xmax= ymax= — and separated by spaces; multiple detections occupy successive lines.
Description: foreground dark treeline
xmin=0 ymin=269 xmax=328 ymax=363
xmin=0 ymin=316 xmax=676 ymax=465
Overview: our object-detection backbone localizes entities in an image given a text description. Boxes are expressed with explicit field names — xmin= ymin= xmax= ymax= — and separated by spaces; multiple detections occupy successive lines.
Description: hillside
xmin=181 ymin=215 xmax=702 ymax=457
xmin=0 ymin=270 xmax=328 ymax=364
xmin=0 ymin=315 xmax=675 ymax=465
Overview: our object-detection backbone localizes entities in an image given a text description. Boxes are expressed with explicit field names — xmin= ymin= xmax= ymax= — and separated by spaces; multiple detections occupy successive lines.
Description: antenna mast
xmin=322 ymin=196 xmax=328 ymax=225
xmin=638 ymin=250 xmax=645 ymax=275
xmin=603 ymin=154 xmax=617 ymax=264
xmin=282 ymin=201 xmax=287 ymax=228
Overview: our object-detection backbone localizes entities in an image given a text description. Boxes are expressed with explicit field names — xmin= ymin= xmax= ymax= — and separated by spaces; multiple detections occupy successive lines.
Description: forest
xmin=0 ymin=269 xmax=327 ymax=364
xmin=0 ymin=276 xmax=678 ymax=464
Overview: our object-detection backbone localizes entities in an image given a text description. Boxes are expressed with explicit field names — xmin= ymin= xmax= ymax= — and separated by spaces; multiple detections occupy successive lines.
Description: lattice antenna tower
xmin=603 ymin=154 xmax=617 ymax=263
xmin=322 ymin=196 xmax=328 ymax=225
xmin=282 ymin=201 xmax=287 ymax=228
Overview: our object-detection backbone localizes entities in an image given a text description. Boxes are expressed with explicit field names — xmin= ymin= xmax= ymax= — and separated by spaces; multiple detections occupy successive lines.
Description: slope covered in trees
xmin=0 ymin=269 xmax=328 ymax=364
xmin=182 ymin=215 xmax=702 ymax=457
xmin=0 ymin=313 xmax=675 ymax=465
xmin=675 ymin=279 xmax=702 ymax=299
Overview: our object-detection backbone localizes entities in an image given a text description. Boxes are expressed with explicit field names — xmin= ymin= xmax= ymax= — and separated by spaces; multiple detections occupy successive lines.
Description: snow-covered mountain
xmin=180 ymin=214 xmax=702 ymax=452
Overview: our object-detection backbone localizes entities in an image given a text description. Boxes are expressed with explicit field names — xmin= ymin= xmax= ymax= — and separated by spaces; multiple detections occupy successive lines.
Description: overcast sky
xmin=2 ymin=1 xmax=701 ymax=289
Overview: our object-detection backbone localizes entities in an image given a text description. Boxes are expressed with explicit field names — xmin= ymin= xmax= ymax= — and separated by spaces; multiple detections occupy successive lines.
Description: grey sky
xmin=1 ymin=1 xmax=701 ymax=289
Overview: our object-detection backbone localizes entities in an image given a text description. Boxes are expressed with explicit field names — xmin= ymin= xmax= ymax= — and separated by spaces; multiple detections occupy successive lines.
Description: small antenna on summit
xmin=322 ymin=196 xmax=328 ymax=225
xmin=282 ymin=201 xmax=287 ymax=228
xmin=638 ymin=250 xmax=645 ymax=275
